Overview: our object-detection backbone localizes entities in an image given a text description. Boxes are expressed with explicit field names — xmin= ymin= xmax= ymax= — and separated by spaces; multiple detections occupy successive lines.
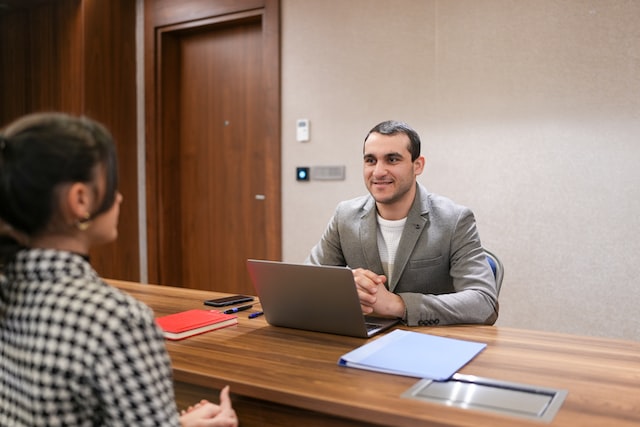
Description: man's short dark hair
xmin=365 ymin=120 xmax=421 ymax=161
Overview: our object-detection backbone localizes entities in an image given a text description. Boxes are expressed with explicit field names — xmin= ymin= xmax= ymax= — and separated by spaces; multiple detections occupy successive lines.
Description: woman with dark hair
xmin=0 ymin=113 xmax=237 ymax=427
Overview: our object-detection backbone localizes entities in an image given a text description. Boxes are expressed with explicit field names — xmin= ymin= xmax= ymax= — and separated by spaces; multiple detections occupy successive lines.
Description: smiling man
xmin=306 ymin=120 xmax=499 ymax=326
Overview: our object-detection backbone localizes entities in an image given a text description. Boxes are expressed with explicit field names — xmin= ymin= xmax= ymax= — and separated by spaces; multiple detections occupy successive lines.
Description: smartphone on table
xmin=204 ymin=295 xmax=254 ymax=307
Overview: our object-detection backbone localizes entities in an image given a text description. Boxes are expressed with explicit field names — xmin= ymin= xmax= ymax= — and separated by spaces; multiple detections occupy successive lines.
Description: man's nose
xmin=373 ymin=162 xmax=387 ymax=176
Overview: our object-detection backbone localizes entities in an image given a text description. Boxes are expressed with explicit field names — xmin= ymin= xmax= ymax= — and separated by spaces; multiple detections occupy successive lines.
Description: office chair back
xmin=485 ymin=249 xmax=504 ymax=296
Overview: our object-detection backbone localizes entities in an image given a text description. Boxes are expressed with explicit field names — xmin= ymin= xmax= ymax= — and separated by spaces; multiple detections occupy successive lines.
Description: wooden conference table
xmin=107 ymin=279 xmax=640 ymax=427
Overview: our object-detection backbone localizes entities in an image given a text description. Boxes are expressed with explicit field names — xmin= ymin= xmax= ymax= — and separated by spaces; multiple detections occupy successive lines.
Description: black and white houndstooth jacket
xmin=0 ymin=248 xmax=180 ymax=426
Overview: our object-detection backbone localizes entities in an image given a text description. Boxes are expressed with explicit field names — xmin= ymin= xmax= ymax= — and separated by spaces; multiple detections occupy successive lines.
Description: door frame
xmin=143 ymin=0 xmax=281 ymax=285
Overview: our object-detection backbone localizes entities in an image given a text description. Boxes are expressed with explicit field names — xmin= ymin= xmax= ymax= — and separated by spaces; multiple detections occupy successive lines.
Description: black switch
xmin=296 ymin=167 xmax=310 ymax=181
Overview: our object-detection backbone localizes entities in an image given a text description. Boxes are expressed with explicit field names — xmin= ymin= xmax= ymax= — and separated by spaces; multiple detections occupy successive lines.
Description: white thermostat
xmin=296 ymin=119 xmax=310 ymax=142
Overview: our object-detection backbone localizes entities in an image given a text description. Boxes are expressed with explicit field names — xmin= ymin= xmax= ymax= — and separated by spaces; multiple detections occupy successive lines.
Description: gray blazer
xmin=306 ymin=183 xmax=499 ymax=326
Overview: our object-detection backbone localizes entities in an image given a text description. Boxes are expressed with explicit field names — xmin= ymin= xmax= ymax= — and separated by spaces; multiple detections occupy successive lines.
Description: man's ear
xmin=65 ymin=182 xmax=93 ymax=222
xmin=414 ymin=155 xmax=426 ymax=176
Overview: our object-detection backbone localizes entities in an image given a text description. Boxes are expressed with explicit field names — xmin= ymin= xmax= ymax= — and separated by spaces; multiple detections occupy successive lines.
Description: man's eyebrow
xmin=383 ymin=152 xmax=405 ymax=159
xmin=363 ymin=151 xmax=404 ymax=158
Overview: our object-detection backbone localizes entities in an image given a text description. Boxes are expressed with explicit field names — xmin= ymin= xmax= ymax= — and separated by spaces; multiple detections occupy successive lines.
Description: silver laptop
xmin=246 ymin=259 xmax=399 ymax=338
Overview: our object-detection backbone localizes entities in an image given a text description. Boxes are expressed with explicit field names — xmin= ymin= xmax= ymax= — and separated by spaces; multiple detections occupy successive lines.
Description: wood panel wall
xmin=0 ymin=0 xmax=139 ymax=281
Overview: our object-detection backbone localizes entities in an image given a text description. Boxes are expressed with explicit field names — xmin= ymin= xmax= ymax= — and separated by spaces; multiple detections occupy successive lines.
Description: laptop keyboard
xmin=365 ymin=322 xmax=382 ymax=332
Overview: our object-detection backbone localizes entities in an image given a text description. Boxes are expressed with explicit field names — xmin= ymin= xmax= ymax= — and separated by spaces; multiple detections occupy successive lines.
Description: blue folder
xmin=338 ymin=329 xmax=486 ymax=381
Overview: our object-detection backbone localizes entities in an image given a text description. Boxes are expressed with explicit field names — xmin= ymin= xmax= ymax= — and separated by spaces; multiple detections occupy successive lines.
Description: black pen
xmin=223 ymin=304 xmax=253 ymax=314
xmin=248 ymin=311 xmax=264 ymax=319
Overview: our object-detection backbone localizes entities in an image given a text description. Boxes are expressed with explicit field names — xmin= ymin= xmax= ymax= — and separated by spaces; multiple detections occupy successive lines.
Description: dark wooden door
xmin=146 ymin=1 xmax=280 ymax=294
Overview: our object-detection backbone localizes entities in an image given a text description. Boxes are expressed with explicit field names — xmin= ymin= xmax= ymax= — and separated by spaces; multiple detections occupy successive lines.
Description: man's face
xmin=363 ymin=132 xmax=424 ymax=209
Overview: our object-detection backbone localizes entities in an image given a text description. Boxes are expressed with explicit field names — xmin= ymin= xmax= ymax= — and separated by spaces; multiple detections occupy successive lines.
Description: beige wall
xmin=281 ymin=0 xmax=640 ymax=340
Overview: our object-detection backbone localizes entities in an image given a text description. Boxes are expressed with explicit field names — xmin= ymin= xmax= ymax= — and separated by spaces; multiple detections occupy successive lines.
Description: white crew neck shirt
xmin=376 ymin=214 xmax=407 ymax=283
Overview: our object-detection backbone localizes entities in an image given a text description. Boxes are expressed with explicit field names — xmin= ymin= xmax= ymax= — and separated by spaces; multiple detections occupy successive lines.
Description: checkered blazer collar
xmin=4 ymin=248 xmax=96 ymax=283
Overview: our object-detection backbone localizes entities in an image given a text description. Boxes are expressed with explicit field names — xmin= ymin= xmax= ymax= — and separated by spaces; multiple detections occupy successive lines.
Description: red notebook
xmin=156 ymin=309 xmax=238 ymax=340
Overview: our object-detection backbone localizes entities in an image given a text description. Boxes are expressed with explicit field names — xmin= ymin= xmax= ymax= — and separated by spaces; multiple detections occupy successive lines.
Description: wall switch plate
xmin=310 ymin=165 xmax=346 ymax=181
xmin=296 ymin=119 xmax=310 ymax=142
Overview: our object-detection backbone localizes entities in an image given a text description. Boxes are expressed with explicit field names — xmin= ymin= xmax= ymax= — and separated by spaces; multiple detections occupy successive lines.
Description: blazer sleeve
xmin=399 ymin=207 xmax=499 ymax=326
xmin=305 ymin=204 xmax=348 ymax=266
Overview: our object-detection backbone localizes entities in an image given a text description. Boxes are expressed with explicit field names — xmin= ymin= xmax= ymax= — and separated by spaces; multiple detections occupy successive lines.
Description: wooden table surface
xmin=108 ymin=279 xmax=640 ymax=427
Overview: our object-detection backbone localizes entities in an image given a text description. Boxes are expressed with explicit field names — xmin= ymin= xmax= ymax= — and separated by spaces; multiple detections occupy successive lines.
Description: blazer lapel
xmin=388 ymin=184 xmax=430 ymax=292
xmin=360 ymin=197 xmax=385 ymax=275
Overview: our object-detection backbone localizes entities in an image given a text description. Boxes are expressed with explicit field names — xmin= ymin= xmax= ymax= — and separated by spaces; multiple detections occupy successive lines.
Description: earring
xmin=76 ymin=213 xmax=92 ymax=231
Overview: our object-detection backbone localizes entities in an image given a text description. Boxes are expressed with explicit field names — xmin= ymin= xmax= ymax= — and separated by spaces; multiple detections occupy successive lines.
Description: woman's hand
xmin=179 ymin=386 xmax=237 ymax=427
